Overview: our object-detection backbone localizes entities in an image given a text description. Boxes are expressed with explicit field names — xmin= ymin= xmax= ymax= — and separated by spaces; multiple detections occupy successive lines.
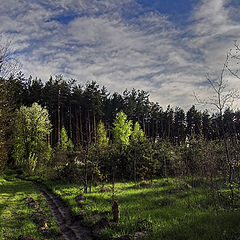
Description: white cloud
xmin=1 ymin=0 xmax=240 ymax=110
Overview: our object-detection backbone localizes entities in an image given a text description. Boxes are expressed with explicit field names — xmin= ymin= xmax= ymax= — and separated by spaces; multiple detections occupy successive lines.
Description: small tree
xmin=131 ymin=122 xmax=145 ymax=183
xmin=111 ymin=111 xmax=132 ymax=201
xmin=96 ymin=121 xmax=109 ymax=147
xmin=57 ymin=126 xmax=74 ymax=152
xmin=112 ymin=111 xmax=132 ymax=149
xmin=12 ymin=103 xmax=52 ymax=174
xmin=132 ymin=122 xmax=145 ymax=143
xmin=80 ymin=120 xmax=109 ymax=193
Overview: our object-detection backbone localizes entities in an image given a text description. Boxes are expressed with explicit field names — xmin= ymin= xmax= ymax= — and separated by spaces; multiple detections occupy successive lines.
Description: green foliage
xmin=112 ymin=111 xmax=132 ymax=148
xmin=153 ymin=140 xmax=176 ymax=177
xmin=128 ymin=137 xmax=154 ymax=181
xmin=0 ymin=129 xmax=5 ymax=173
xmin=131 ymin=121 xmax=145 ymax=144
xmin=135 ymin=139 xmax=156 ymax=180
xmin=0 ymin=108 xmax=7 ymax=173
xmin=12 ymin=103 xmax=52 ymax=174
xmin=96 ymin=121 xmax=109 ymax=147
xmin=0 ymin=76 xmax=14 ymax=173
xmin=86 ymin=144 xmax=105 ymax=186
xmin=57 ymin=126 xmax=74 ymax=152
xmin=178 ymin=136 xmax=224 ymax=177
xmin=45 ymin=178 xmax=240 ymax=240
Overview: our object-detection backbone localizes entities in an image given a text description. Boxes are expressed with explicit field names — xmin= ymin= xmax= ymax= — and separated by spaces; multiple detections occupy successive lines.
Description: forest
xmin=1 ymin=71 xmax=240 ymax=179
xmin=1 ymin=41 xmax=240 ymax=240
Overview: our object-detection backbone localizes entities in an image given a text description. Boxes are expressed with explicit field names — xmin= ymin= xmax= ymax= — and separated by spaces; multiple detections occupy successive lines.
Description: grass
xmin=45 ymin=177 xmax=240 ymax=240
xmin=0 ymin=170 xmax=60 ymax=240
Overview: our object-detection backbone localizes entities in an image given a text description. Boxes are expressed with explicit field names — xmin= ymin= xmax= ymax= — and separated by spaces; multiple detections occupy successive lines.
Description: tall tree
xmin=202 ymin=110 xmax=211 ymax=139
xmin=186 ymin=105 xmax=202 ymax=137
xmin=195 ymin=50 xmax=240 ymax=206
xmin=162 ymin=106 xmax=174 ymax=141
xmin=12 ymin=103 xmax=52 ymax=174
xmin=173 ymin=107 xmax=186 ymax=145
xmin=82 ymin=81 xmax=103 ymax=144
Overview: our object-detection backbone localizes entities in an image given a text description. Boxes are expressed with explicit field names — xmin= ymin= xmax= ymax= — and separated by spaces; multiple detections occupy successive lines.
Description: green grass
xmin=0 ymin=170 xmax=60 ymax=240
xmin=45 ymin=178 xmax=240 ymax=240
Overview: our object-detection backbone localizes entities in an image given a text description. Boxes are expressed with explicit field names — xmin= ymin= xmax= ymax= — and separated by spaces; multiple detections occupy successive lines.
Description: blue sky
xmin=1 ymin=0 xmax=240 ymax=109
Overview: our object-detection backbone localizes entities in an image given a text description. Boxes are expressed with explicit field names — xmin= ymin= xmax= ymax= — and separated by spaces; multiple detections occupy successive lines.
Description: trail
xmin=40 ymin=187 xmax=94 ymax=240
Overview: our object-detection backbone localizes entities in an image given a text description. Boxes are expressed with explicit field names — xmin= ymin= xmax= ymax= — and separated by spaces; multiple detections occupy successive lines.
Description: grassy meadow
xmin=1 ymin=169 xmax=240 ymax=240
xmin=0 ymin=170 xmax=60 ymax=240
xmin=45 ymin=177 xmax=240 ymax=240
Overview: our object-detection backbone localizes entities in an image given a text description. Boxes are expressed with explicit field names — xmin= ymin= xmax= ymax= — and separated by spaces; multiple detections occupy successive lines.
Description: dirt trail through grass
xmin=41 ymin=187 xmax=94 ymax=240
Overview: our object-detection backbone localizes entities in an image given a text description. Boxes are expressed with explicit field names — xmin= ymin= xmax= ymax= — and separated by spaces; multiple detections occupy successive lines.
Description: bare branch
xmin=0 ymin=35 xmax=21 ymax=78
xmin=225 ymin=65 xmax=240 ymax=80
xmin=195 ymin=47 xmax=239 ymax=114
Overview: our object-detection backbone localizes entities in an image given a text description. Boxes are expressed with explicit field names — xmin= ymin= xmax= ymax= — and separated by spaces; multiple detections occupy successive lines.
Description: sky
xmin=1 ymin=0 xmax=240 ymax=110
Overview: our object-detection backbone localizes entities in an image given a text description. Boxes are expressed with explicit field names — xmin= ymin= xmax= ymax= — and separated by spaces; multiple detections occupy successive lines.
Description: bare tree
xmin=195 ymin=51 xmax=239 ymax=113
xmin=195 ymin=46 xmax=240 ymax=208
xmin=0 ymin=35 xmax=20 ymax=78
xmin=225 ymin=40 xmax=240 ymax=80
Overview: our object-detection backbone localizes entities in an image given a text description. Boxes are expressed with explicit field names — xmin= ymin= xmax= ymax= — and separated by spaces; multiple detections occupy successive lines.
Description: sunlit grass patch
xmin=0 ymin=173 xmax=60 ymax=240
xmin=45 ymin=178 xmax=240 ymax=239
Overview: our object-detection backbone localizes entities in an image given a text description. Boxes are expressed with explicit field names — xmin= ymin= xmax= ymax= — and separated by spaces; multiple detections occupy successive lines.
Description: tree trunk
xmin=84 ymin=150 xmax=88 ymax=193
xmin=61 ymin=104 xmax=64 ymax=129
xmin=134 ymin=152 xmax=137 ymax=184
xmin=75 ymin=106 xmax=80 ymax=146
xmin=69 ymin=102 xmax=72 ymax=140
xmin=88 ymin=111 xmax=91 ymax=144
xmin=93 ymin=111 xmax=96 ymax=142
xmin=142 ymin=116 xmax=146 ymax=134
xmin=57 ymin=92 xmax=60 ymax=142
xmin=79 ymin=108 xmax=83 ymax=145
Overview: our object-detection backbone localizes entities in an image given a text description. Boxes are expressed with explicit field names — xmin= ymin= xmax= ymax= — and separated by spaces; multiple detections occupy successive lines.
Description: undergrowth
xmin=44 ymin=177 xmax=240 ymax=240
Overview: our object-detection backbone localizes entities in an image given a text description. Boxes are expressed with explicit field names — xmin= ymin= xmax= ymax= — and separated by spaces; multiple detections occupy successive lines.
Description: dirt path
xmin=41 ymin=187 xmax=94 ymax=240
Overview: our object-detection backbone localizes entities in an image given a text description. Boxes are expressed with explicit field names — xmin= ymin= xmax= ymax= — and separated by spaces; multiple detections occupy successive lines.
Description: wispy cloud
xmin=1 ymin=0 xmax=240 ymax=109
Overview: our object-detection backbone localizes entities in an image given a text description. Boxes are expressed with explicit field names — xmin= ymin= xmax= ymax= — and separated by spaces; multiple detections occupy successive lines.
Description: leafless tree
xmin=225 ymin=40 xmax=240 ymax=80
xmin=195 ymin=45 xmax=240 ymax=208
xmin=0 ymin=35 xmax=20 ymax=79
xmin=195 ymin=51 xmax=239 ymax=113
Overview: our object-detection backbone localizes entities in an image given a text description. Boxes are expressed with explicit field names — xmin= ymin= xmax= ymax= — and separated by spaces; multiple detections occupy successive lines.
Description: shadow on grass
xmin=148 ymin=210 xmax=240 ymax=240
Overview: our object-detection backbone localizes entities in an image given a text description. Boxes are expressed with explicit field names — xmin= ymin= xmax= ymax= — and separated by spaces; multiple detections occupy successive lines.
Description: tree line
xmin=5 ymin=72 xmax=240 ymax=148
xmin=0 ymin=72 xmax=238 ymax=193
